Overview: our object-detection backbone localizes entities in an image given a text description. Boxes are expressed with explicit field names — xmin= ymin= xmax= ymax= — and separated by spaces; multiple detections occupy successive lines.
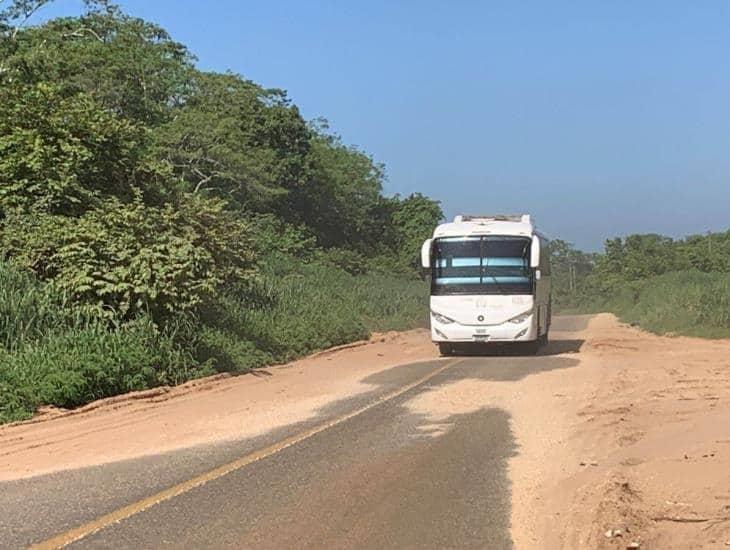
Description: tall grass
xmin=0 ymin=320 xmax=201 ymax=422
xmin=0 ymin=261 xmax=77 ymax=351
xmin=0 ymin=257 xmax=429 ymax=423
xmin=0 ymin=261 xmax=201 ymax=423
xmin=194 ymin=257 xmax=430 ymax=371
xmin=566 ymin=270 xmax=730 ymax=338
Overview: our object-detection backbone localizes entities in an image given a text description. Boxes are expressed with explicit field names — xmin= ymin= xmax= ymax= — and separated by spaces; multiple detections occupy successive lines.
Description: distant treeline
xmin=0 ymin=1 xmax=441 ymax=422
xmin=551 ymin=231 xmax=730 ymax=337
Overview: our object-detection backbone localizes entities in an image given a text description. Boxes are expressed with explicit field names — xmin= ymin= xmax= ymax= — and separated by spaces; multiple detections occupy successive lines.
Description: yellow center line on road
xmin=33 ymin=357 xmax=464 ymax=549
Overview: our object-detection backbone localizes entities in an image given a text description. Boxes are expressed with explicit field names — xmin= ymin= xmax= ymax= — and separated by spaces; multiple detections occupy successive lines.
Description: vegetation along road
xmin=2 ymin=2 xmax=730 ymax=549
xmin=1 ymin=315 xmax=729 ymax=549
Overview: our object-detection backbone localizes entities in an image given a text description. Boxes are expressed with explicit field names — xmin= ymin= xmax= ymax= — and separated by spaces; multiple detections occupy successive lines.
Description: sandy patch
xmin=3 ymin=314 xmax=729 ymax=548
xmin=403 ymin=314 xmax=730 ymax=549
xmin=554 ymin=316 xmax=730 ymax=549
xmin=0 ymin=329 xmax=438 ymax=481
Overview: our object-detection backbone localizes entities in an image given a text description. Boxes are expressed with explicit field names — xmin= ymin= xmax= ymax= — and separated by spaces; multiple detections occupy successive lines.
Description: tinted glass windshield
xmin=431 ymin=236 xmax=532 ymax=295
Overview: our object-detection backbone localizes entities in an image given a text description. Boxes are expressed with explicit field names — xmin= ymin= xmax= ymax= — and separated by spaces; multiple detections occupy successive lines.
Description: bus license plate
xmin=473 ymin=334 xmax=489 ymax=342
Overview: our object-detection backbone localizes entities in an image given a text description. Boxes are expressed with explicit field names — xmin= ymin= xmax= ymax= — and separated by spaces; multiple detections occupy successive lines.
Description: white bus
xmin=420 ymin=214 xmax=551 ymax=355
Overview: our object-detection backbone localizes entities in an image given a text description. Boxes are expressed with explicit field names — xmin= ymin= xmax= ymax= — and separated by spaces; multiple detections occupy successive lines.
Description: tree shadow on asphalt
xmin=3 ymin=336 xmax=583 ymax=549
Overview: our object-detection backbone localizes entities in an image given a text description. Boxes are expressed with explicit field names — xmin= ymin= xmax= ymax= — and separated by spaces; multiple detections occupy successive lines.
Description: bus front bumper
xmin=430 ymin=315 xmax=537 ymax=343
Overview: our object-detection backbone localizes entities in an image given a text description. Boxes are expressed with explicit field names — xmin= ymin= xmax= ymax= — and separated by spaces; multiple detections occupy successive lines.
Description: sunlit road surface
xmin=1 ymin=318 xmax=586 ymax=549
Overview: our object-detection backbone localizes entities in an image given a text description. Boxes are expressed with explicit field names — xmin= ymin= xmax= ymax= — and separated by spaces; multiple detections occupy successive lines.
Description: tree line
xmin=0 ymin=0 xmax=442 ymax=422
xmin=550 ymin=230 xmax=730 ymax=319
xmin=0 ymin=0 xmax=442 ymax=321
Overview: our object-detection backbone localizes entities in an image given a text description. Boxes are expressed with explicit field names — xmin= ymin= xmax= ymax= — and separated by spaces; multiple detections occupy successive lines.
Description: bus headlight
xmin=431 ymin=311 xmax=455 ymax=324
xmin=508 ymin=310 xmax=532 ymax=324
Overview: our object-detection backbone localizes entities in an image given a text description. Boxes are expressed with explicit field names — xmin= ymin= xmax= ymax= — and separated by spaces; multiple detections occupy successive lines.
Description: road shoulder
xmin=0 ymin=329 xmax=438 ymax=482
xmin=517 ymin=314 xmax=730 ymax=548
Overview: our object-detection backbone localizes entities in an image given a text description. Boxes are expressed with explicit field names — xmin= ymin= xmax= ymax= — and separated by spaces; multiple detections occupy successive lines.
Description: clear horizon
xmin=36 ymin=0 xmax=730 ymax=251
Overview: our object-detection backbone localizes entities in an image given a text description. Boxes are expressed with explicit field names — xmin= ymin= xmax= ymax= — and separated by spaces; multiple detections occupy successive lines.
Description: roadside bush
xmin=2 ymin=194 xmax=258 ymax=323
xmin=0 ymin=253 xmax=429 ymax=423
xmin=605 ymin=271 xmax=730 ymax=338
xmin=249 ymin=214 xmax=317 ymax=259
xmin=193 ymin=320 xmax=274 ymax=372
xmin=315 ymin=248 xmax=370 ymax=275
xmin=0 ymin=317 xmax=203 ymax=423
xmin=0 ymin=259 xmax=206 ymax=423
xmin=0 ymin=260 xmax=75 ymax=351
xmin=193 ymin=256 xmax=430 ymax=371
xmin=0 ymin=83 xmax=147 ymax=215
xmin=566 ymin=270 xmax=730 ymax=338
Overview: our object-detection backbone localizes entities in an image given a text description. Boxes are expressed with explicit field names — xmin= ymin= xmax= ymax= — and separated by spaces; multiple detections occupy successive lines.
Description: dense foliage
xmin=550 ymin=231 xmax=730 ymax=337
xmin=0 ymin=1 xmax=441 ymax=422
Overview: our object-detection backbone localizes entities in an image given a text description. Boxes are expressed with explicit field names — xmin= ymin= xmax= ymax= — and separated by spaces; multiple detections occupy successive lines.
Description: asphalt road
xmin=0 ymin=317 xmax=587 ymax=550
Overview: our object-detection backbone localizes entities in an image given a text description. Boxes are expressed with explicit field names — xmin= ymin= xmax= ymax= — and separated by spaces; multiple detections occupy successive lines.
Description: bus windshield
xmin=431 ymin=236 xmax=532 ymax=295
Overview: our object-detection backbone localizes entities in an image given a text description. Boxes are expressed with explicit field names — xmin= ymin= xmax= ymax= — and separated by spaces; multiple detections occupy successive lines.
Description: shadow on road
xmin=442 ymin=338 xmax=584 ymax=357
xmin=3 ymin=320 xmax=589 ymax=549
xmin=541 ymin=338 xmax=584 ymax=355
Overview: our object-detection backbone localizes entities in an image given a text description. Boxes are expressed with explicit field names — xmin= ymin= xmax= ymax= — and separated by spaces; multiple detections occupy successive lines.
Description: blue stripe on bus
xmin=434 ymin=276 xmax=530 ymax=285
xmin=436 ymin=257 xmax=527 ymax=268
xmin=436 ymin=258 xmax=481 ymax=267
xmin=482 ymin=276 xmax=530 ymax=283
xmin=483 ymin=257 xmax=527 ymax=267
xmin=434 ymin=277 xmax=482 ymax=284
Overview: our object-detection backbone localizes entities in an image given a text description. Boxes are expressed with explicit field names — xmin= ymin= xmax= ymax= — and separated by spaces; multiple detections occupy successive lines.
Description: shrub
xmin=0 ymin=253 xmax=429 ymax=424
xmin=0 ymin=260 xmax=74 ymax=352
xmin=0 ymin=316 xmax=203 ymax=423
xmin=249 ymin=214 xmax=317 ymax=258
xmin=192 ymin=256 xmax=430 ymax=371
xmin=315 ymin=248 xmax=370 ymax=275
xmin=2 ymin=194 xmax=258 ymax=322
xmin=0 ymin=83 xmax=147 ymax=215
xmin=607 ymin=271 xmax=730 ymax=337
xmin=0 ymin=259 xmax=207 ymax=423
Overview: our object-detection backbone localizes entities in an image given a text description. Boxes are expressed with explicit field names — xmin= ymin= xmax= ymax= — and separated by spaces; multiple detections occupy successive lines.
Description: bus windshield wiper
xmin=486 ymin=273 xmax=508 ymax=294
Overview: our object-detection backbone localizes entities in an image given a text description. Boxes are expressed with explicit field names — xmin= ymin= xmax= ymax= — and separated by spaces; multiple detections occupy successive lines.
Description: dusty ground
xmin=538 ymin=314 xmax=730 ymax=549
xmin=1 ymin=315 xmax=729 ymax=548
xmin=0 ymin=330 xmax=438 ymax=481
xmin=495 ymin=313 xmax=730 ymax=549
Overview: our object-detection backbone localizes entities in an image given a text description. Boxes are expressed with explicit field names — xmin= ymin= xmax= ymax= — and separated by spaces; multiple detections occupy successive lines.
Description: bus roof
xmin=432 ymin=214 xmax=540 ymax=239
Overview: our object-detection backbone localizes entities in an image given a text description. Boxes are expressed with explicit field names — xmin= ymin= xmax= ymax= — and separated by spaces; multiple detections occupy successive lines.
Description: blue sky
xmin=36 ymin=1 xmax=730 ymax=250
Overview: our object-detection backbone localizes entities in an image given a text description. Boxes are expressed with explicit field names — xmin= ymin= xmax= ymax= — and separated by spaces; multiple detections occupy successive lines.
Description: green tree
xmin=0 ymin=82 xmax=166 ymax=215
xmin=2 ymin=194 xmax=257 ymax=321
xmin=676 ymin=231 xmax=730 ymax=273
xmin=592 ymin=234 xmax=687 ymax=282
xmin=549 ymin=239 xmax=595 ymax=306
xmin=154 ymin=72 xmax=310 ymax=210
xmin=1 ymin=1 xmax=193 ymax=124
xmin=290 ymin=129 xmax=386 ymax=251
xmin=390 ymin=193 xmax=443 ymax=269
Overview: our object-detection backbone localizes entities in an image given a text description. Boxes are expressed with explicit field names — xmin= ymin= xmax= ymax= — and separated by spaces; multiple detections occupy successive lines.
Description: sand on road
xmin=1 ymin=314 xmax=729 ymax=548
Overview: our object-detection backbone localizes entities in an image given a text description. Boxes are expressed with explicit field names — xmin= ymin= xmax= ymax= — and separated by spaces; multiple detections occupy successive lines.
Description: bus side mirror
xmin=535 ymin=269 xmax=542 ymax=281
xmin=530 ymin=235 xmax=540 ymax=268
xmin=421 ymin=239 xmax=432 ymax=269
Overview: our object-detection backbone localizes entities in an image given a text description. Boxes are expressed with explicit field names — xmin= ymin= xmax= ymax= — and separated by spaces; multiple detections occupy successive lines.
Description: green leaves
xmin=0 ymin=82 xmax=151 ymax=214
xmin=0 ymin=0 xmax=442 ymax=423
xmin=390 ymin=193 xmax=444 ymax=270
xmin=154 ymin=72 xmax=311 ymax=209
xmin=2 ymin=194 xmax=258 ymax=322
xmin=552 ymin=230 xmax=730 ymax=315
xmin=549 ymin=239 xmax=597 ymax=307
xmin=1 ymin=5 xmax=193 ymax=124
xmin=0 ymin=315 xmax=203 ymax=423
xmin=193 ymin=257 xmax=429 ymax=372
